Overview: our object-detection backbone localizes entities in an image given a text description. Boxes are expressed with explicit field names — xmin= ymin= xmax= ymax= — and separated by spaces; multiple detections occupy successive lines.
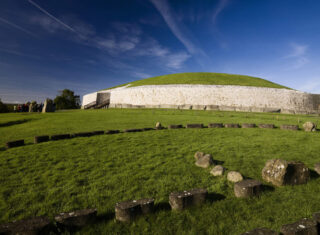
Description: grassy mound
xmin=106 ymin=72 xmax=290 ymax=90
xmin=0 ymin=109 xmax=319 ymax=234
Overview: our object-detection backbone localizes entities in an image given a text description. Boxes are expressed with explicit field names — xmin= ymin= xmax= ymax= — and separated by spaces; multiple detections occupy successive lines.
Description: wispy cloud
xmin=284 ymin=43 xmax=309 ymax=69
xmin=149 ymin=0 xmax=206 ymax=57
xmin=212 ymin=0 xmax=230 ymax=24
xmin=0 ymin=17 xmax=36 ymax=37
xmin=28 ymin=0 xmax=76 ymax=33
xmin=298 ymin=79 xmax=320 ymax=94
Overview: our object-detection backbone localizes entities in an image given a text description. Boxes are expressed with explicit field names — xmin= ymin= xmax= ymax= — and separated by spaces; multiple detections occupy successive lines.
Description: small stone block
xmin=186 ymin=124 xmax=204 ymax=128
xmin=241 ymin=123 xmax=256 ymax=128
xmin=91 ymin=130 xmax=105 ymax=135
xmin=115 ymin=200 xmax=142 ymax=222
xmin=124 ymin=129 xmax=143 ymax=133
xmin=234 ymin=179 xmax=262 ymax=198
xmin=258 ymin=124 xmax=275 ymax=129
xmin=224 ymin=123 xmax=240 ymax=128
xmin=208 ymin=123 xmax=224 ymax=128
xmin=55 ymin=208 xmax=97 ymax=229
xmin=189 ymin=188 xmax=208 ymax=206
xmin=280 ymin=218 xmax=317 ymax=235
xmin=168 ymin=124 xmax=183 ymax=129
xmin=136 ymin=198 xmax=154 ymax=214
xmin=241 ymin=227 xmax=278 ymax=235
xmin=5 ymin=139 xmax=24 ymax=149
xmin=169 ymin=191 xmax=194 ymax=211
xmin=34 ymin=136 xmax=50 ymax=144
xmin=73 ymin=132 xmax=94 ymax=137
xmin=280 ymin=125 xmax=299 ymax=130
xmin=105 ymin=130 xmax=120 ymax=134
xmin=51 ymin=134 xmax=71 ymax=140
xmin=0 ymin=216 xmax=54 ymax=235
xmin=169 ymin=188 xmax=207 ymax=211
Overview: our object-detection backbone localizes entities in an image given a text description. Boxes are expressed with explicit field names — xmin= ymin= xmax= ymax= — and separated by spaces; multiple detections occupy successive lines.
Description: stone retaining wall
xmin=82 ymin=85 xmax=320 ymax=114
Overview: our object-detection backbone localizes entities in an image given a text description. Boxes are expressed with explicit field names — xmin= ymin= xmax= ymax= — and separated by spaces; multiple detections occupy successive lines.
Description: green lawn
xmin=1 ymin=109 xmax=320 ymax=234
xmin=105 ymin=72 xmax=290 ymax=90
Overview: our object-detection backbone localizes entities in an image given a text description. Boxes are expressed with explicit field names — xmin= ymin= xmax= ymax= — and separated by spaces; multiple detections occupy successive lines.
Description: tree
xmin=54 ymin=89 xmax=80 ymax=110
xmin=0 ymin=99 xmax=9 ymax=113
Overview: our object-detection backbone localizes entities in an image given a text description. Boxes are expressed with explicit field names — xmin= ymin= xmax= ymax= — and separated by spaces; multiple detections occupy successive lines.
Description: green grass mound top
xmin=106 ymin=72 xmax=290 ymax=90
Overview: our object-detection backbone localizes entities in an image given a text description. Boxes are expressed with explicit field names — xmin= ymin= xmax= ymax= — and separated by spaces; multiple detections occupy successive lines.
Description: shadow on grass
xmin=207 ymin=192 xmax=226 ymax=203
xmin=309 ymin=169 xmax=319 ymax=180
xmin=96 ymin=211 xmax=115 ymax=223
xmin=154 ymin=201 xmax=171 ymax=212
xmin=0 ymin=119 xmax=32 ymax=128
xmin=261 ymin=184 xmax=275 ymax=193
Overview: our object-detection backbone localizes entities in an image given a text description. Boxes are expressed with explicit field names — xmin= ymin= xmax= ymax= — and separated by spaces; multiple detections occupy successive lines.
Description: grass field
xmin=1 ymin=109 xmax=320 ymax=234
xmin=105 ymin=72 xmax=290 ymax=90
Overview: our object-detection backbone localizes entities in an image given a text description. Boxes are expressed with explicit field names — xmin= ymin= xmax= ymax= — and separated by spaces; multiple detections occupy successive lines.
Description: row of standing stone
xmin=4 ymin=121 xmax=317 ymax=150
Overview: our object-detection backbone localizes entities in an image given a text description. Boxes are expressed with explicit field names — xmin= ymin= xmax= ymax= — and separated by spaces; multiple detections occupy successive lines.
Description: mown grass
xmin=104 ymin=72 xmax=290 ymax=90
xmin=1 ymin=109 xmax=320 ymax=234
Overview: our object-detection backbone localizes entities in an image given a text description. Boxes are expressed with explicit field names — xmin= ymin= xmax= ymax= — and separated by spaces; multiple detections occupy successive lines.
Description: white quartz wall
xmin=108 ymin=85 xmax=318 ymax=112
xmin=82 ymin=91 xmax=97 ymax=106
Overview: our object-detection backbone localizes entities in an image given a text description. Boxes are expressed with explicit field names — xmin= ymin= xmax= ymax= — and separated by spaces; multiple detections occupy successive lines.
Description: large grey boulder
xmin=42 ymin=98 xmax=55 ymax=113
xmin=195 ymin=154 xmax=214 ymax=168
xmin=303 ymin=122 xmax=316 ymax=132
xmin=262 ymin=159 xmax=310 ymax=186
xmin=210 ymin=165 xmax=225 ymax=176
xmin=227 ymin=171 xmax=243 ymax=183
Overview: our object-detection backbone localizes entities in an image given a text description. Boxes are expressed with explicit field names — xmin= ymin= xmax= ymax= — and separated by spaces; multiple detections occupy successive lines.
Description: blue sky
xmin=1 ymin=0 xmax=320 ymax=103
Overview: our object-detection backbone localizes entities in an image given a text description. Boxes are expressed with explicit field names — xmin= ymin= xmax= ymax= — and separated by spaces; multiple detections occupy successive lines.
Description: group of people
xmin=14 ymin=102 xmax=44 ymax=113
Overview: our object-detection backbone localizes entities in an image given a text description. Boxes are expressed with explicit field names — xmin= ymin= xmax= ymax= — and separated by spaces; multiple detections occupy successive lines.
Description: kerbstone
xmin=303 ymin=122 xmax=316 ymax=132
xmin=280 ymin=125 xmax=299 ymax=130
xmin=227 ymin=171 xmax=243 ymax=183
xmin=241 ymin=123 xmax=256 ymax=128
xmin=195 ymin=154 xmax=214 ymax=168
xmin=169 ymin=188 xmax=207 ymax=211
xmin=55 ymin=209 xmax=97 ymax=229
xmin=280 ymin=218 xmax=317 ymax=235
xmin=208 ymin=123 xmax=224 ymax=128
xmin=234 ymin=179 xmax=262 ymax=198
xmin=224 ymin=123 xmax=240 ymax=128
xmin=115 ymin=198 xmax=154 ymax=222
xmin=258 ymin=124 xmax=275 ymax=129
xmin=210 ymin=165 xmax=225 ymax=176
xmin=262 ymin=159 xmax=309 ymax=186
xmin=6 ymin=139 xmax=24 ymax=149
xmin=34 ymin=136 xmax=49 ymax=144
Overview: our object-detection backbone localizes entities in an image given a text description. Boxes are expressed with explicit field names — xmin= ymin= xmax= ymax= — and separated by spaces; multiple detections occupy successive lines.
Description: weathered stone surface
xmin=262 ymin=159 xmax=310 ymax=186
xmin=123 ymin=129 xmax=143 ymax=133
xmin=169 ymin=188 xmax=207 ymax=211
xmin=241 ymin=123 xmax=256 ymax=128
xmin=194 ymin=151 xmax=205 ymax=161
xmin=227 ymin=171 xmax=243 ymax=183
xmin=312 ymin=211 xmax=320 ymax=223
xmin=0 ymin=216 xmax=54 ymax=235
xmin=186 ymin=123 xmax=204 ymax=128
xmin=303 ymin=122 xmax=317 ymax=132
xmin=55 ymin=209 xmax=97 ymax=229
xmin=280 ymin=125 xmax=299 ymax=131
xmin=208 ymin=123 xmax=224 ymax=128
xmin=155 ymin=122 xmax=162 ymax=129
xmin=210 ymin=165 xmax=225 ymax=176
xmin=105 ymin=130 xmax=120 ymax=134
xmin=189 ymin=188 xmax=208 ymax=206
xmin=135 ymin=198 xmax=154 ymax=215
xmin=280 ymin=218 xmax=317 ymax=235
xmin=115 ymin=198 xmax=154 ymax=222
xmin=115 ymin=200 xmax=141 ymax=222
xmin=42 ymin=98 xmax=55 ymax=113
xmin=34 ymin=136 xmax=49 ymax=144
xmin=258 ymin=124 xmax=275 ymax=129
xmin=224 ymin=123 xmax=240 ymax=128
xmin=29 ymin=101 xmax=37 ymax=113
xmin=6 ymin=139 xmax=24 ymax=149
xmin=51 ymin=134 xmax=71 ymax=141
xmin=241 ymin=228 xmax=278 ymax=235
xmin=314 ymin=163 xmax=320 ymax=175
xmin=234 ymin=179 xmax=262 ymax=198
xmin=168 ymin=124 xmax=183 ymax=129
xmin=195 ymin=154 xmax=214 ymax=168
